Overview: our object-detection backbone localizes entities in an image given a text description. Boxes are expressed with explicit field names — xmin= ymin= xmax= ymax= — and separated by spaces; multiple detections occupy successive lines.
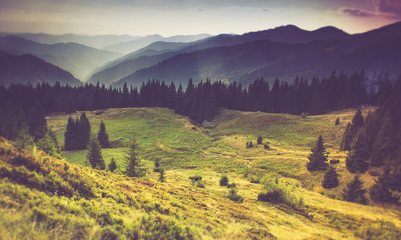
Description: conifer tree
xmin=341 ymin=109 xmax=364 ymax=151
xmin=64 ymin=116 xmax=75 ymax=150
xmin=125 ymin=138 xmax=145 ymax=177
xmin=87 ymin=134 xmax=105 ymax=170
xmin=98 ymin=120 xmax=111 ymax=148
xmin=307 ymin=135 xmax=329 ymax=171
xmin=371 ymin=113 xmax=394 ymax=167
xmin=257 ymin=136 xmax=263 ymax=145
xmin=154 ymin=158 xmax=161 ymax=172
xmin=159 ymin=168 xmax=165 ymax=182
xmin=108 ymin=158 xmax=117 ymax=173
xmin=78 ymin=112 xmax=91 ymax=149
xmin=343 ymin=175 xmax=368 ymax=204
xmin=322 ymin=167 xmax=339 ymax=189
xmin=346 ymin=130 xmax=369 ymax=173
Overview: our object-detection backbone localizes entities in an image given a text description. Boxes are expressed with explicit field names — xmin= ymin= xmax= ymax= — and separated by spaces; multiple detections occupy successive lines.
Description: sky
xmin=0 ymin=0 xmax=400 ymax=36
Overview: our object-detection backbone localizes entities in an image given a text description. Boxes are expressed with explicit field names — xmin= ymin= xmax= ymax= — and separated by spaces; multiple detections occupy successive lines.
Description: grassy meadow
xmin=1 ymin=106 xmax=400 ymax=239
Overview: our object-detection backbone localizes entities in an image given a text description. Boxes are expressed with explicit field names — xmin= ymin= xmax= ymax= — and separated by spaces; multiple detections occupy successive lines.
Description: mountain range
xmin=0 ymin=50 xmax=79 ymax=85
xmin=0 ymin=22 xmax=400 ymax=86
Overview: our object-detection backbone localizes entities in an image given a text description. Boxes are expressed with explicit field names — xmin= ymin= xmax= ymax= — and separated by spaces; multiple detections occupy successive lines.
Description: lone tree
xmin=322 ymin=167 xmax=339 ymax=189
xmin=87 ymin=135 xmax=105 ymax=170
xmin=343 ymin=175 xmax=368 ymax=204
xmin=98 ymin=120 xmax=111 ymax=148
xmin=125 ymin=138 xmax=145 ymax=177
xmin=64 ymin=116 xmax=76 ymax=150
xmin=220 ymin=175 xmax=229 ymax=186
xmin=108 ymin=158 xmax=117 ymax=173
xmin=257 ymin=136 xmax=263 ymax=145
xmin=307 ymin=135 xmax=329 ymax=171
xmin=346 ymin=130 xmax=369 ymax=173
xmin=78 ymin=112 xmax=91 ymax=149
xmin=154 ymin=158 xmax=161 ymax=172
xmin=159 ymin=168 xmax=165 ymax=182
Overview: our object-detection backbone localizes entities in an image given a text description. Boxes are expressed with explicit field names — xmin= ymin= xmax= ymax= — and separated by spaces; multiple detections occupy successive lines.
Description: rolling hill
xmin=2 ymin=106 xmax=399 ymax=239
xmin=0 ymin=35 xmax=122 ymax=80
xmin=0 ymin=50 xmax=80 ymax=86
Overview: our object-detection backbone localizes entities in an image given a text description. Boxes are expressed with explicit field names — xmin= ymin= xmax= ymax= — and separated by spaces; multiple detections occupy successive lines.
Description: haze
xmin=1 ymin=0 xmax=401 ymax=36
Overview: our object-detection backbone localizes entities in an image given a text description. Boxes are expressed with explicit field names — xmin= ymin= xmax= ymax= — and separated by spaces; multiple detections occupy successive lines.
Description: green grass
xmin=2 ymin=106 xmax=399 ymax=239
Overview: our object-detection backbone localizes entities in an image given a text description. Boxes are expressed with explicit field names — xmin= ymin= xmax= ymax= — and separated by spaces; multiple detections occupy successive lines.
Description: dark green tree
xmin=335 ymin=117 xmax=340 ymax=125
xmin=220 ymin=175 xmax=229 ymax=186
xmin=125 ymin=138 xmax=145 ymax=177
xmin=87 ymin=134 xmax=105 ymax=170
xmin=370 ymin=113 xmax=394 ymax=167
xmin=97 ymin=120 xmax=111 ymax=148
xmin=322 ymin=167 xmax=339 ymax=189
xmin=78 ymin=112 xmax=91 ymax=149
xmin=257 ymin=136 xmax=263 ymax=145
xmin=64 ymin=116 xmax=76 ymax=150
xmin=343 ymin=175 xmax=368 ymax=204
xmin=159 ymin=168 xmax=165 ymax=182
xmin=340 ymin=109 xmax=364 ymax=151
xmin=346 ymin=130 xmax=369 ymax=173
xmin=154 ymin=158 xmax=161 ymax=172
xmin=307 ymin=135 xmax=329 ymax=171
xmin=36 ymin=129 xmax=60 ymax=158
xmin=108 ymin=158 xmax=117 ymax=173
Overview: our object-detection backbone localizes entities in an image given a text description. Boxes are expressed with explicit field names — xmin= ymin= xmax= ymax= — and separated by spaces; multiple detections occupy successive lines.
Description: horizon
xmin=1 ymin=0 xmax=400 ymax=37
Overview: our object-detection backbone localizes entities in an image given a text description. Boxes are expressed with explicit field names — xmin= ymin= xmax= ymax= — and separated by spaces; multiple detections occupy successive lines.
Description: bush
xmin=227 ymin=183 xmax=236 ymax=188
xmin=257 ymin=136 xmax=263 ymax=145
xmin=219 ymin=175 xmax=229 ymax=186
xmin=257 ymin=177 xmax=300 ymax=208
xmin=189 ymin=176 xmax=202 ymax=182
xmin=227 ymin=189 xmax=244 ymax=203
xmin=263 ymin=143 xmax=270 ymax=150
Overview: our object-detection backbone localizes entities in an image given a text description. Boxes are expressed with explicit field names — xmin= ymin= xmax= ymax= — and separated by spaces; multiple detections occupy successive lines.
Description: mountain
xmin=0 ymin=32 xmax=138 ymax=49
xmin=103 ymin=34 xmax=211 ymax=54
xmin=114 ymin=22 xmax=401 ymax=86
xmin=0 ymin=50 xmax=79 ymax=85
xmin=87 ymin=41 xmax=192 ymax=84
xmin=0 ymin=36 xmax=122 ymax=80
xmin=88 ymin=25 xmax=348 ymax=86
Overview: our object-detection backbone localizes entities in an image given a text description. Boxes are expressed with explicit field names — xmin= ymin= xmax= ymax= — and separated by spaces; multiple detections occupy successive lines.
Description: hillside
xmin=0 ymin=50 xmax=80 ymax=86
xmin=16 ymin=107 xmax=397 ymax=239
xmin=0 ymin=35 xmax=121 ymax=80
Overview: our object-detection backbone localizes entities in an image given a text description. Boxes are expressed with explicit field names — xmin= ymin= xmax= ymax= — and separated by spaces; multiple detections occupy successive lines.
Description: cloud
xmin=379 ymin=0 xmax=401 ymax=18
xmin=340 ymin=7 xmax=374 ymax=17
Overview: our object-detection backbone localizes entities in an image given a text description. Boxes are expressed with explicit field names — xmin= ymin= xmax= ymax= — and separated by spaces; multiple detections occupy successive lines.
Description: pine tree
xmin=154 ymin=158 xmax=161 ymax=172
xmin=125 ymin=138 xmax=145 ymax=177
xmin=340 ymin=109 xmax=364 ymax=151
xmin=87 ymin=134 xmax=105 ymax=170
xmin=307 ymin=135 xmax=329 ymax=171
xmin=346 ymin=130 xmax=369 ymax=173
xmin=64 ymin=116 xmax=75 ymax=150
xmin=322 ymin=167 xmax=339 ymax=189
xmin=370 ymin=113 xmax=394 ymax=167
xmin=98 ymin=120 xmax=111 ymax=148
xmin=257 ymin=136 xmax=263 ymax=145
xmin=220 ymin=175 xmax=229 ymax=186
xmin=108 ymin=158 xmax=117 ymax=173
xmin=159 ymin=168 xmax=165 ymax=182
xmin=78 ymin=112 xmax=91 ymax=149
xmin=343 ymin=175 xmax=368 ymax=204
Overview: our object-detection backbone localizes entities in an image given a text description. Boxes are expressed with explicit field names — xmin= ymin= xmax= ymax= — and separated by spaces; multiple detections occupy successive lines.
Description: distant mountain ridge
xmin=89 ymin=24 xmax=349 ymax=86
xmin=112 ymin=22 xmax=401 ymax=87
xmin=0 ymin=35 xmax=122 ymax=80
xmin=0 ymin=50 xmax=79 ymax=86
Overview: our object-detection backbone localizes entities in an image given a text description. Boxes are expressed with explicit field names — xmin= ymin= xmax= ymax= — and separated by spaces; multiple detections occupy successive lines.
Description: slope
xmin=0 ymin=50 xmax=80 ymax=86
xmin=0 ymin=35 xmax=122 ymax=80
xmin=5 ymin=106 xmax=397 ymax=239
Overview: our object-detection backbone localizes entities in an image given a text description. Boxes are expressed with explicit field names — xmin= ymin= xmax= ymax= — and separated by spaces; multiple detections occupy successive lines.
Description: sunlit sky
xmin=0 ymin=0 xmax=400 ymax=36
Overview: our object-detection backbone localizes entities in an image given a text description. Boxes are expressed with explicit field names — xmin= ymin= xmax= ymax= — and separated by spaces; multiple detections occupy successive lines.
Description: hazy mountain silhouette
xmin=0 ymin=32 xmax=138 ymax=49
xmin=0 ymin=36 xmax=121 ymax=80
xmin=89 ymin=25 xmax=348 ymax=85
xmin=0 ymin=50 xmax=79 ymax=86
xmin=103 ymin=34 xmax=211 ymax=54
xmin=114 ymin=22 xmax=401 ymax=86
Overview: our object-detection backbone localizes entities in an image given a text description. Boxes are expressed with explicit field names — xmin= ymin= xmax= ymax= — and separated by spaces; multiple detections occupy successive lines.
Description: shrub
xmin=219 ymin=175 xmax=229 ymax=186
xmin=257 ymin=136 xmax=263 ymax=145
xmin=227 ymin=189 xmax=244 ymax=203
xmin=189 ymin=176 xmax=202 ymax=182
xmin=227 ymin=183 xmax=236 ymax=188
xmin=263 ymin=143 xmax=270 ymax=150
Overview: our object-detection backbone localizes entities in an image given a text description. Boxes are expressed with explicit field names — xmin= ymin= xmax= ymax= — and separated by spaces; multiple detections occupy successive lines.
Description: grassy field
xmin=1 ymin=106 xmax=400 ymax=239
